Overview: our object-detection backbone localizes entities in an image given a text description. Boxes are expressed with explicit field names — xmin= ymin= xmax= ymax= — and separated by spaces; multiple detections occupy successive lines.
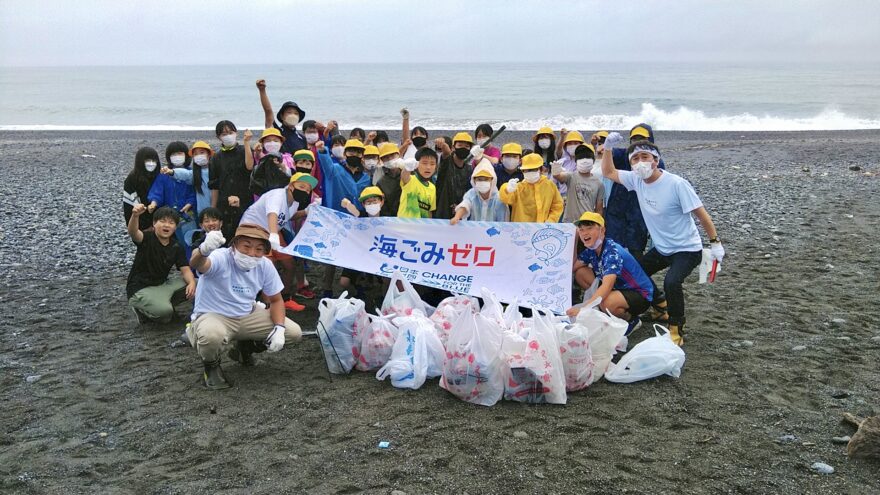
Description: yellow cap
xmin=595 ymin=130 xmax=609 ymax=138
xmin=563 ymin=131 xmax=585 ymax=145
xmin=578 ymin=143 xmax=597 ymax=156
xmin=293 ymin=149 xmax=315 ymax=162
xmin=473 ymin=168 xmax=494 ymax=179
xmin=520 ymin=153 xmax=544 ymax=170
xmin=535 ymin=126 xmax=553 ymax=137
xmin=190 ymin=140 xmax=214 ymax=156
xmin=575 ymin=211 xmax=605 ymax=227
xmin=501 ymin=142 xmax=523 ymax=155
xmin=452 ymin=132 xmax=474 ymax=145
xmin=359 ymin=186 xmax=385 ymax=202
xmin=290 ymin=172 xmax=318 ymax=190
xmin=344 ymin=139 xmax=365 ymax=150
xmin=630 ymin=126 xmax=651 ymax=139
xmin=259 ymin=127 xmax=285 ymax=142
xmin=378 ymin=142 xmax=400 ymax=158
xmin=363 ymin=145 xmax=379 ymax=157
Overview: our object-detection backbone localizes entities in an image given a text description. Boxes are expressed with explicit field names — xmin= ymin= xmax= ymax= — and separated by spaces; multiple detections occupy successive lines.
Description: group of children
xmin=122 ymin=79 xmax=726 ymax=388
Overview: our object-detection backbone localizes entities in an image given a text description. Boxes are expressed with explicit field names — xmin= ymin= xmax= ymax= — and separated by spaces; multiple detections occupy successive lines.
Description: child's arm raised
xmin=257 ymin=79 xmax=274 ymax=129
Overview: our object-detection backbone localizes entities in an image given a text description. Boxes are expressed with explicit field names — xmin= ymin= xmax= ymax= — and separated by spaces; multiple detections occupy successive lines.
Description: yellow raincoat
xmin=499 ymin=176 xmax=563 ymax=223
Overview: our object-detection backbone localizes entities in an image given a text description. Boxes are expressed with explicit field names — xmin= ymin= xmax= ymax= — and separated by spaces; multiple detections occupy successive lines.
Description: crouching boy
xmin=186 ymin=223 xmax=303 ymax=390
xmin=127 ymin=204 xmax=196 ymax=324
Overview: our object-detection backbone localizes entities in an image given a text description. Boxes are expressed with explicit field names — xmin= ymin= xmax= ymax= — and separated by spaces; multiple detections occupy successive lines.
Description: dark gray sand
xmin=1 ymin=130 xmax=879 ymax=494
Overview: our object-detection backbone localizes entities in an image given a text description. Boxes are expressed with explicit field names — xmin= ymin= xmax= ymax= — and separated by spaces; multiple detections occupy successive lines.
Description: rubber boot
xmin=668 ymin=323 xmax=685 ymax=347
xmin=203 ymin=358 xmax=232 ymax=390
xmin=228 ymin=340 xmax=266 ymax=367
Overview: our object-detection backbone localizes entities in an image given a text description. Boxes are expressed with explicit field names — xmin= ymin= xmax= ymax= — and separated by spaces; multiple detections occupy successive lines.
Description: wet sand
xmin=1 ymin=130 xmax=879 ymax=493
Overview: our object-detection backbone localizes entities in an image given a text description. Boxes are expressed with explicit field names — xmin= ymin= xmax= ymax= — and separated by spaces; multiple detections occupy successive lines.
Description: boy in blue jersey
xmin=566 ymin=212 xmax=653 ymax=336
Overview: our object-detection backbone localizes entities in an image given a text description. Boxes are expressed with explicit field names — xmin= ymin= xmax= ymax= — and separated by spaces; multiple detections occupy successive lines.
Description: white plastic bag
xmin=429 ymin=294 xmax=479 ymax=345
xmin=381 ymin=270 xmax=433 ymax=317
xmin=575 ymin=298 xmax=628 ymax=384
xmin=354 ymin=313 xmax=399 ymax=371
xmin=503 ymin=308 xmax=567 ymax=404
xmin=376 ymin=314 xmax=445 ymax=389
xmin=605 ymin=324 xmax=686 ymax=383
xmin=440 ymin=311 xmax=505 ymax=406
xmin=317 ymin=292 xmax=367 ymax=374
xmin=479 ymin=287 xmax=523 ymax=331
xmin=557 ymin=323 xmax=595 ymax=392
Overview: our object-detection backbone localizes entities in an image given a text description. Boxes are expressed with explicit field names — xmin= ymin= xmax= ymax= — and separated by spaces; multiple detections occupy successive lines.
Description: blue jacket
xmin=316 ymin=150 xmax=371 ymax=213
xmin=169 ymin=167 xmax=210 ymax=214
xmin=147 ymin=173 xmax=197 ymax=213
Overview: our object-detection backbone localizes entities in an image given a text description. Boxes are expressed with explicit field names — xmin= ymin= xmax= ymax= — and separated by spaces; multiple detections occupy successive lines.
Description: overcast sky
xmin=2 ymin=0 xmax=879 ymax=66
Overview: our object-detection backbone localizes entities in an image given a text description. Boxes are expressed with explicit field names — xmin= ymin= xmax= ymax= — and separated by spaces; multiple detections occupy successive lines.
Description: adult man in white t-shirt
xmin=601 ymin=135 xmax=725 ymax=346
xmin=187 ymin=223 xmax=303 ymax=389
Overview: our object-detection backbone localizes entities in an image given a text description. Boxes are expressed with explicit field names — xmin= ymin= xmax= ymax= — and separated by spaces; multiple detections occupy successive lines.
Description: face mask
xmin=169 ymin=153 xmax=186 ymax=167
xmin=412 ymin=136 xmax=427 ymax=148
xmin=565 ymin=144 xmax=578 ymax=156
xmin=475 ymin=181 xmax=491 ymax=194
xmin=588 ymin=237 xmax=603 ymax=250
xmin=263 ymin=141 xmax=282 ymax=154
xmin=502 ymin=157 xmax=519 ymax=170
xmin=220 ymin=133 xmax=237 ymax=147
xmin=292 ymin=189 xmax=311 ymax=209
xmin=633 ymin=161 xmax=654 ymax=180
xmin=365 ymin=203 xmax=382 ymax=216
xmin=537 ymin=138 xmax=551 ymax=149
xmin=305 ymin=132 xmax=319 ymax=144
xmin=331 ymin=146 xmax=345 ymax=159
xmin=144 ymin=160 xmax=157 ymax=172
xmin=193 ymin=154 xmax=209 ymax=167
xmin=523 ymin=170 xmax=540 ymax=183
xmin=283 ymin=114 xmax=299 ymax=127
xmin=453 ymin=147 xmax=471 ymax=160
xmin=476 ymin=137 xmax=488 ymax=146
xmin=296 ymin=166 xmax=312 ymax=174
xmin=576 ymin=158 xmax=594 ymax=173
xmin=364 ymin=158 xmax=378 ymax=170
xmin=233 ymin=249 xmax=261 ymax=271
xmin=346 ymin=156 xmax=362 ymax=169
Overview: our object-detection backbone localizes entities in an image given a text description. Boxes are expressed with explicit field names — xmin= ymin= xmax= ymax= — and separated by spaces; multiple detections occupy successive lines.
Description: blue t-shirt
xmin=579 ymin=238 xmax=654 ymax=302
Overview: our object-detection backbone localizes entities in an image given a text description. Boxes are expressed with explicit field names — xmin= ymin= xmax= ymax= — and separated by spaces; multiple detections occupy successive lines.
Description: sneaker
xmin=284 ymin=299 xmax=305 ymax=312
xmin=625 ymin=318 xmax=642 ymax=336
xmin=132 ymin=307 xmax=150 ymax=325
xmin=296 ymin=287 xmax=317 ymax=300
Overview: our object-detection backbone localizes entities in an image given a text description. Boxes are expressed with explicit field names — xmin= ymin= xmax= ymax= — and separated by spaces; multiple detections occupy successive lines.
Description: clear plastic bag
xmin=605 ymin=325 xmax=686 ymax=383
xmin=503 ymin=308 xmax=567 ymax=404
xmin=317 ymin=291 xmax=367 ymax=374
xmin=575 ymin=298 xmax=628 ymax=384
xmin=376 ymin=314 xmax=444 ymax=389
xmin=557 ymin=323 xmax=595 ymax=392
xmin=381 ymin=270 xmax=433 ymax=317
xmin=440 ymin=311 xmax=505 ymax=406
xmin=353 ymin=313 xmax=399 ymax=371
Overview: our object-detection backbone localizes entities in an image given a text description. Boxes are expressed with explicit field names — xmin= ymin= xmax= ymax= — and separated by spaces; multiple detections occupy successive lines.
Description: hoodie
xmin=456 ymin=159 xmax=509 ymax=222
xmin=499 ymin=173 xmax=563 ymax=223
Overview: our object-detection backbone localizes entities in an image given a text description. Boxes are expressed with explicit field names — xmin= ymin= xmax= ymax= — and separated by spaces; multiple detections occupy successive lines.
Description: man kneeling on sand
xmin=186 ymin=223 xmax=302 ymax=390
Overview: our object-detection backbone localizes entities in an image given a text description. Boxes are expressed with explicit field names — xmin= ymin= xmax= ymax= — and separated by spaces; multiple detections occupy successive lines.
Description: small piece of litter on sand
xmin=810 ymin=462 xmax=834 ymax=474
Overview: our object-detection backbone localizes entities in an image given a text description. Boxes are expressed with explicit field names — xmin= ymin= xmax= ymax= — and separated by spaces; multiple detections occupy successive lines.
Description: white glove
xmin=550 ymin=160 xmax=564 ymax=175
xmin=506 ymin=179 xmax=520 ymax=193
xmin=200 ymin=230 xmax=225 ymax=256
xmin=269 ymin=232 xmax=281 ymax=251
xmin=253 ymin=300 xmax=267 ymax=310
xmin=341 ymin=198 xmax=353 ymax=209
xmin=403 ymin=158 xmax=419 ymax=172
xmin=470 ymin=145 xmax=483 ymax=161
xmin=604 ymin=132 xmax=625 ymax=150
xmin=710 ymin=241 xmax=725 ymax=264
xmin=266 ymin=324 xmax=286 ymax=352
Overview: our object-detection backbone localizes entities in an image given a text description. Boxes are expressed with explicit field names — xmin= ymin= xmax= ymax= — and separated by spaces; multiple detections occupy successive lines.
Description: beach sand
xmin=1 ymin=130 xmax=878 ymax=493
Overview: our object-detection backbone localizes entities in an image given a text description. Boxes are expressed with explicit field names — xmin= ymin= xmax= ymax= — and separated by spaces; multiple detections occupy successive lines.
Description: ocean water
xmin=1 ymin=63 xmax=879 ymax=131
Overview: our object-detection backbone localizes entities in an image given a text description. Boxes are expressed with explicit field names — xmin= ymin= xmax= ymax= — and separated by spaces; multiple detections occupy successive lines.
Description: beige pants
xmin=187 ymin=308 xmax=302 ymax=362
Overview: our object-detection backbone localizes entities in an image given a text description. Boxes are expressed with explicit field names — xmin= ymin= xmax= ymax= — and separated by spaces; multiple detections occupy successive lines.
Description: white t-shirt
xmin=240 ymin=188 xmax=298 ymax=231
xmin=618 ymin=170 xmax=703 ymax=255
xmin=193 ymin=248 xmax=284 ymax=318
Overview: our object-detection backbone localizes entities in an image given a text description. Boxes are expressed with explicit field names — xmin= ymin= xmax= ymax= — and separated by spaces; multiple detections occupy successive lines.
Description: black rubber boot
xmin=202 ymin=358 xmax=232 ymax=390
xmin=228 ymin=340 xmax=266 ymax=367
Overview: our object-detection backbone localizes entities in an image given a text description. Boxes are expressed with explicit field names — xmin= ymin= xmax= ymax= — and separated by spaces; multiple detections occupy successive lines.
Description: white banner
xmin=280 ymin=206 xmax=575 ymax=314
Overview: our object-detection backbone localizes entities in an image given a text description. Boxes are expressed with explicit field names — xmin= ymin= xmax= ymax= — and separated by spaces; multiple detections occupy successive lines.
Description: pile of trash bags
xmin=316 ymin=271 xmax=686 ymax=407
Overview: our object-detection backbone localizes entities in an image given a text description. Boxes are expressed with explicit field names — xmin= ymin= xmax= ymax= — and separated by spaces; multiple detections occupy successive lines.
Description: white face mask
xmin=263 ymin=141 xmax=282 ymax=154
xmin=144 ymin=160 xmax=157 ymax=172
xmin=331 ymin=146 xmax=345 ymax=159
xmin=523 ymin=170 xmax=541 ymax=183
xmin=220 ymin=133 xmax=237 ymax=147
xmin=193 ymin=154 xmax=209 ymax=167
xmin=633 ymin=161 xmax=654 ymax=180
xmin=576 ymin=158 xmax=594 ymax=173
xmin=170 ymin=153 xmax=186 ymax=167
xmin=475 ymin=181 xmax=491 ymax=194
xmin=363 ymin=158 xmax=378 ymax=170
xmin=537 ymin=138 xmax=551 ymax=149
xmin=476 ymin=137 xmax=488 ymax=146
xmin=233 ymin=249 xmax=262 ymax=271
xmin=502 ymin=157 xmax=519 ymax=170
xmin=365 ymin=203 xmax=382 ymax=216
xmin=588 ymin=237 xmax=603 ymax=250
xmin=305 ymin=132 xmax=319 ymax=144
xmin=283 ymin=114 xmax=299 ymax=127
xmin=566 ymin=144 xmax=579 ymax=156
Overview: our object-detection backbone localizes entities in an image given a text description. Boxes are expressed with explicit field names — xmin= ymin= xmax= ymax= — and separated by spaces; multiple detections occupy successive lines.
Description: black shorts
xmin=619 ymin=289 xmax=651 ymax=316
